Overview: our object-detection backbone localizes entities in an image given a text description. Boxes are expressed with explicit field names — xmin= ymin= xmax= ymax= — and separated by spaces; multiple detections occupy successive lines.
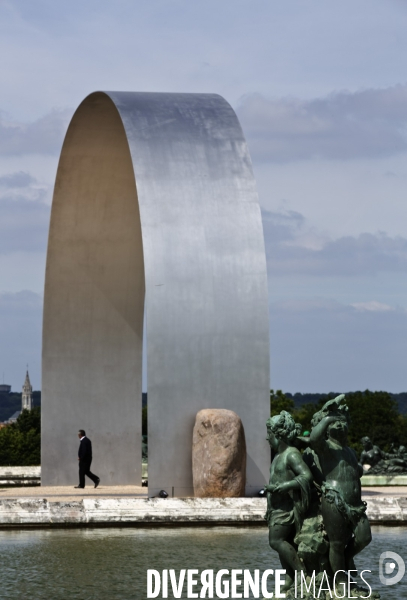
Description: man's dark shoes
xmin=74 ymin=486 xmax=84 ymax=488
xmin=94 ymin=478 xmax=100 ymax=489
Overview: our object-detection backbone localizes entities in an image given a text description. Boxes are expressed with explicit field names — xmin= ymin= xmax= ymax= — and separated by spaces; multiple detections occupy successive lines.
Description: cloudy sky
xmin=1 ymin=0 xmax=407 ymax=393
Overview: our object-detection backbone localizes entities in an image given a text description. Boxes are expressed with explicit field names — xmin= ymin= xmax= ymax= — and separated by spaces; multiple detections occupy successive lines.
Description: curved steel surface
xmin=42 ymin=91 xmax=270 ymax=493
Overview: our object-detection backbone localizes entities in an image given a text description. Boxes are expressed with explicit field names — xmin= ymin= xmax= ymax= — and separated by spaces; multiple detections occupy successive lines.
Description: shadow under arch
xmin=42 ymin=91 xmax=270 ymax=494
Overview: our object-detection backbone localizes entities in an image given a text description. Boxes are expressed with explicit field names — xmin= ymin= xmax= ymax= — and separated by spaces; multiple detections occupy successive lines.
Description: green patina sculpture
xmin=308 ymin=395 xmax=372 ymax=596
xmin=142 ymin=435 xmax=148 ymax=463
xmin=265 ymin=396 xmax=381 ymax=599
xmin=265 ymin=411 xmax=313 ymax=592
xmin=360 ymin=436 xmax=407 ymax=475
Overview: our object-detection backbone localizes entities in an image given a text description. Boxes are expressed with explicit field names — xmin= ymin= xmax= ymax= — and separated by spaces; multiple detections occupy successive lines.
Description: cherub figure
xmin=309 ymin=395 xmax=372 ymax=591
xmin=360 ymin=436 xmax=384 ymax=469
xmin=362 ymin=438 xmax=407 ymax=474
xmin=265 ymin=411 xmax=313 ymax=592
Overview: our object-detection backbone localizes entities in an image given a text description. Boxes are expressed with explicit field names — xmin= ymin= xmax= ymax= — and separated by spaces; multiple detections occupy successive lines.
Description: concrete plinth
xmin=0 ymin=486 xmax=405 ymax=527
xmin=0 ymin=467 xmax=40 ymax=487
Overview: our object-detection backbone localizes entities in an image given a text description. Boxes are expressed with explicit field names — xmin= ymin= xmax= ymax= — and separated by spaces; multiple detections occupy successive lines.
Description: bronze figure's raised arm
xmin=309 ymin=395 xmax=372 ymax=595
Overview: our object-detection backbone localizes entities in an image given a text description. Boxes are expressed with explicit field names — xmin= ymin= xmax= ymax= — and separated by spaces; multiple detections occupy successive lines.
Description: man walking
xmin=75 ymin=429 xmax=100 ymax=489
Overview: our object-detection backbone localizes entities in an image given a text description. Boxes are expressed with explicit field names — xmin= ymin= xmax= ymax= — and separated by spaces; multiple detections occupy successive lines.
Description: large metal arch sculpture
xmin=42 ymin=91 xmax=270 ymax=496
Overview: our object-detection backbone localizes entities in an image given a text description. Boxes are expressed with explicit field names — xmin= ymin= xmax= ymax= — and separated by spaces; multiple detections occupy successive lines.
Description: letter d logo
xmin=379 ymin=551 xmax=405 ymax=586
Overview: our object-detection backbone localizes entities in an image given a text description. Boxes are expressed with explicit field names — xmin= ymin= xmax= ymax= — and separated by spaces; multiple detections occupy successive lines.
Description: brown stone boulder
xmin=192 ymin=408 xmax=246 ymax=497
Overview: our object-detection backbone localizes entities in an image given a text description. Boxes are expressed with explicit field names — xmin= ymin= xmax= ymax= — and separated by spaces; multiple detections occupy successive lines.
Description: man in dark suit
xmin=75 ymin=429 xmax=100 ymax=489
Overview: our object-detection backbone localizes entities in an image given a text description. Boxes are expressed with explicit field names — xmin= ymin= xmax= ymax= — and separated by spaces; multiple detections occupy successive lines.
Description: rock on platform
xmin=192 ymin=409 xmax=246 ymax=497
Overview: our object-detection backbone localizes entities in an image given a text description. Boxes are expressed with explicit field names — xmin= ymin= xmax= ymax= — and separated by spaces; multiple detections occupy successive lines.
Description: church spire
xmin=22 ymin=369 xmax=33 ymax=411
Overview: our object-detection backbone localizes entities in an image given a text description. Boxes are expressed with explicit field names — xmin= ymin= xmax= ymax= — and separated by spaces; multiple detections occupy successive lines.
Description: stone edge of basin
xmin=0 ymin=467 xmax=41 ymax=476
xmin=0 ymin=496 xmax=405 ymax=527
xmin=3 ymin=468 xmax=407 ymax=488
xmin=0 ymin=467 xmax=41 ymax=486
xmin=361 ymin=475 xmax=407 ymax=486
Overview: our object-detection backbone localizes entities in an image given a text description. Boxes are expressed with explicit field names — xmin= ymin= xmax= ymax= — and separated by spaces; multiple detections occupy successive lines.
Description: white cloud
xmin=0 ymin=290 xmax=42 ymax=390
xmin=0 ymin=109 xmax=70 ymax=156
xmin=262 ymin=208 xmax=407 ymax=277
xmin=351 ymin=301 xmax=394 ymax=312
xmin=0 ymin=171 xmax=36 ymax=187
xmin=238 ymin=85 xmax=407 ymax=163
xmin=0 ymin=171 xmax=51 ymax=254
xmin=1 ymin=0 xmax=407 ymax=396
xmin=270 ymin=298 xmax=407 ymax=392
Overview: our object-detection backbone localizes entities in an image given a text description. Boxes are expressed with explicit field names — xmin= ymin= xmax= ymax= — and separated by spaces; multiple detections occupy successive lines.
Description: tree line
xmin=0 ymin=407 xmax=40 ymax=465
xmin=270 ymin=389 xmax=407 ymax=455
xmin=0 ymin=390 xmax=405 ymax=465
xmin=0 ymin=391 xmax=41 ymax=423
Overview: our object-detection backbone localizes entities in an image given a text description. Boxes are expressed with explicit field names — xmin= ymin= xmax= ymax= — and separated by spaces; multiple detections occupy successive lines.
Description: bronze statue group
xmin=360 ymin=436 xmax=407 ymax=475
xmin=265 ymin=395 xmax=380 ymax=599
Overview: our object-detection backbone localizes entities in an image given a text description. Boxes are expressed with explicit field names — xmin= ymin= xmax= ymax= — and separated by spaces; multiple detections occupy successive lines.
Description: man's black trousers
xmin=79 ymin=459 xmax=98 ymax=488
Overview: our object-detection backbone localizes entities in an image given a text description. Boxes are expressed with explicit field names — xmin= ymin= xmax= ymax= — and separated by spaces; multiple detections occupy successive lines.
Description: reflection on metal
xmin=42 ymin=92 xmax=270 ymax=494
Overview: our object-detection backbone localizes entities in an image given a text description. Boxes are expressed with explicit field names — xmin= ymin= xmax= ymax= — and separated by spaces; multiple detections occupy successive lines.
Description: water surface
xmin=0 ymin=525 xmax=404 ymax=599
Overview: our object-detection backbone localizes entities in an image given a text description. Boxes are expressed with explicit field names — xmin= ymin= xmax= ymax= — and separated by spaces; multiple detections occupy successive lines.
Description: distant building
xmin=6 ymin=370 xmax=33 ymax=424
xmin=0 ymin=384 xmax=11 ymax=394
xmin=7 ymin=411 xmax=21 ymax=424
xmin=22 ymin=370 xmax=33 ymax=411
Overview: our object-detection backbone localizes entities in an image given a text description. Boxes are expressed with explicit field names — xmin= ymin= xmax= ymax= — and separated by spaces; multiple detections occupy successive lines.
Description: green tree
xmin=292 ymin=395 xmax=335 ymax=433
xmin=0 ymin=407 xmax=40 ymax=466
xmin=397 ymin=414 xmax=407 ymax=448
xmin=268 ymin=389 xmax=407 ymax=453
xmin=16 ymin=406 xmax=41 ymax=434
xmin=345 ymin=390 xmax=404 ymax=454
xmin=270 ymin=389 xmax=295 ymax=416
xmin=142 ymin=405 xmax=147 ymax=436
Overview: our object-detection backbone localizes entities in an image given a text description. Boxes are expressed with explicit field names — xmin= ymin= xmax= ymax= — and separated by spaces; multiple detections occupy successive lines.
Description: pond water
xmin=0 ymin=525 xmax=405 ymax=599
